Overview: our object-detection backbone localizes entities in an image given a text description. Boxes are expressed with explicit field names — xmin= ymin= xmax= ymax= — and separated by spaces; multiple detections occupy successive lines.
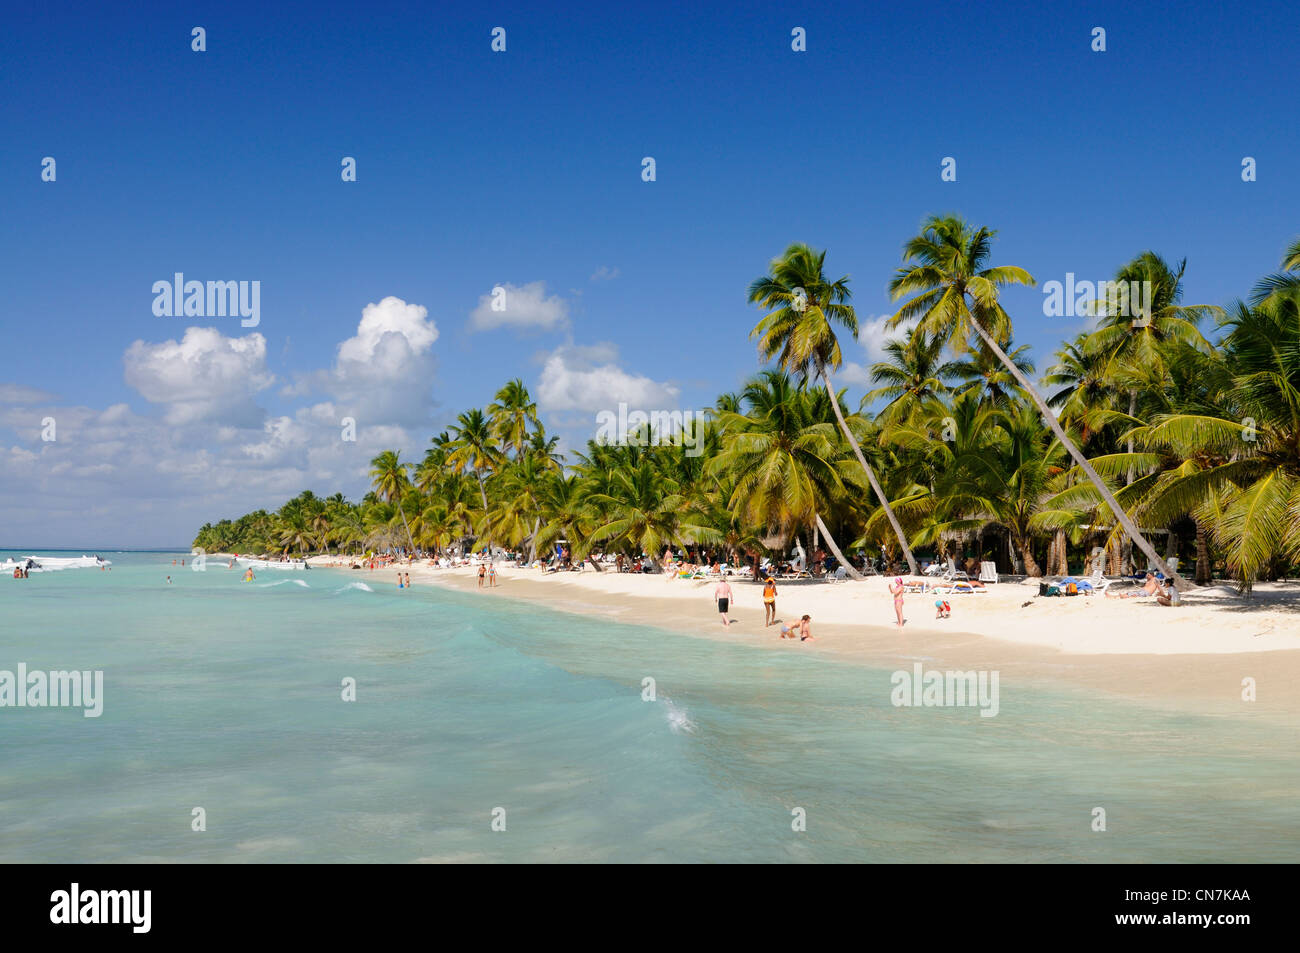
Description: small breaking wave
xmin=663 ymin=700 xmax=697 ymax=735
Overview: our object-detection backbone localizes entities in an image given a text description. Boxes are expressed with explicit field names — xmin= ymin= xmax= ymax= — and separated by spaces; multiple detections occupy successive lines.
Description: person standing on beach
xmin=478 ymin=565 xmax=486 ymax=589
xmin=405 ymin=572 xmax=411 ymax=589
xmin=488 ymin=564 xmax=497 ymax=587
xmin=714 ymin=578 xmax=733 ymax=627
xmin=762 ymin=577 xmax=777 ymax=626
xmin=890 ymin=577 xmax=905 ymax=627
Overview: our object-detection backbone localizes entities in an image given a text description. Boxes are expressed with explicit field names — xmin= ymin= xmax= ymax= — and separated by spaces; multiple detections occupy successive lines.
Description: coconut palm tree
xmin=862 ymin=328 xmax=955 ymax=423
xmin=1043 ymin=332 xmax=1118 ymax=449
xmin=1127 ymin=297 xmax=1300 ymax=587
xmin=446 ymin=408 xmax=503 ymax=550
xmin=707 ymin=370 xmax=864 ymax=577
xmin=368 ymin=450 xmax=417 ymax=554
xmin=748 ymin=242 xmax=919 ymax=573
xmin=488 ymin=379 xmax=540 ymax=459
xmin=888 ymin=214 xmax=1185 ymax=585
xmin=582 ymin=457 xmax=696 ymax=560
xmin=947 ymin=335 xmax=1035 ymax=408
xmin=1085 ymin=251 xmax=1218 ymax=504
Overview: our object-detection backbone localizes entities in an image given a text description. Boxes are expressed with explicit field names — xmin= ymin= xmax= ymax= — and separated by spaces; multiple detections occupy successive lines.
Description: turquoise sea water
xmin=1 ymin=550 xmax=1296 ymax=863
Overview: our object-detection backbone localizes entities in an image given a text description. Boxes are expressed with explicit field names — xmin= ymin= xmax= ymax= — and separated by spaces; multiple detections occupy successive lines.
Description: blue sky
xmin=1 ymin=0 xmax=1297 ymax=547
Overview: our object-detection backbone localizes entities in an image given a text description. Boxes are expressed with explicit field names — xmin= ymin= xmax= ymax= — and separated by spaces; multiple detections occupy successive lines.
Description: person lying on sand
xmin=1107 ymin=571 xmax=1159 ymax=599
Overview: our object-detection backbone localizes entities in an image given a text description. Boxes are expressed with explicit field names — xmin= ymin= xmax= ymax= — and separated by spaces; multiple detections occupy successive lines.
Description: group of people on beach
xmin=1106 ymin=571 xmax=1181 ymax=606
xmin=711 ymin=576 xmax=814 ymax=641
xmin=477 ymin=564 xmax=498 ymax=588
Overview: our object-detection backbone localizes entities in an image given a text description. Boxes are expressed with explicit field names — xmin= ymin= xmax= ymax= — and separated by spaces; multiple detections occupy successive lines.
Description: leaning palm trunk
xmin=966 ymin=318 xmax=1185 ymax=588
xmin=397 ymin=505 xmax=416 ymax=559
xmin=815 ymin=513 xmax=863 ymax=580
xmin=474 ymin=472 xmax=493 ymax=551
xmin=525 ymin=515 xmax=541 ymax=564
xmin=821 ymin=371 xmax=918 ymax=575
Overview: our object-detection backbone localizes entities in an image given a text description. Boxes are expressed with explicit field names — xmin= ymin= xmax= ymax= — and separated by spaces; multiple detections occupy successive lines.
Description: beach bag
xmin=1045 ymin=584 xmax=1061 ymax=597
xmin=1038 ymin=582 xmax=1051 ymax=596
xmin=1065 ymin=582 xmax=1078 ymax=596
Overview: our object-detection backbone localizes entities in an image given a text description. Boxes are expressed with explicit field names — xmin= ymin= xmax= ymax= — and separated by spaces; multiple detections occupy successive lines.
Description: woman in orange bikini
xmin=762 ymin=577 xmax=777 ymax=626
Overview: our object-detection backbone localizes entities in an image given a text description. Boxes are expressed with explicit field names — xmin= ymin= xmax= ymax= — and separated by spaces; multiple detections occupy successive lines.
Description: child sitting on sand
xmin=779 ymin=615 xmax=813 ymax=641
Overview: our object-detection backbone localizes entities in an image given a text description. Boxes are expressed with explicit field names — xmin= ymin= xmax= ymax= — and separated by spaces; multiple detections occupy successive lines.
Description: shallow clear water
xmin=1 ymin=551 xmax=1296 ymax=862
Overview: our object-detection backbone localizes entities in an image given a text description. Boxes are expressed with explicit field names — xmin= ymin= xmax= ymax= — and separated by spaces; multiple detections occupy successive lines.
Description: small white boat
xmin=3 ymin=554 xmax=111 ymax=574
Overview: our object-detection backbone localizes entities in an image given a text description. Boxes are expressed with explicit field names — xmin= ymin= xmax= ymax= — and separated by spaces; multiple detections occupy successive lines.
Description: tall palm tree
xmin=888 ymin=213 xmax=1184 ymax=584
xmin=368 ymin=450 xmax=417 ymax=554
xmin=1085 ymin=251 xmax=1217 ymax=503
xmin=708 ymin=369 xmax=865 ymax=577
xmin=446 ymin=408 xmax=502 ymax=550
xmin=749 ymin=242 xmax=919 ymax=573
xmin=488 ymin=379 xmax=540 ymax=459
xmin=1129 ymin=297 xmax=1300 ymax=587
xmin=862 ymin=328 xmax=955 ymax=423
xmin=1043 ymin=332 xmax=1117 ymax=448
xmin=947 ymin=335 xmax=1035 ymax=408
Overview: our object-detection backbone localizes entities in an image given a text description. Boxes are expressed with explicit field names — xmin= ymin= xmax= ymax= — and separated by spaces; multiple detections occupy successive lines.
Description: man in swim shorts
xmin=714 ymin=578 xmax=733 ymax=627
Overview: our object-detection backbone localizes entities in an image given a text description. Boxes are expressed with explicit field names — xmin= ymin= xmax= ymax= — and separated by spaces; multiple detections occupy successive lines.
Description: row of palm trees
xmin=193 ymin=216 xmax=1300 ymax=589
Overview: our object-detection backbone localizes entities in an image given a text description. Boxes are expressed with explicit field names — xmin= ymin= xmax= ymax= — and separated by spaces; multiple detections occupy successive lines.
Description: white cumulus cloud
xmin=123 ymin=327 xmax=274 ymax=427
xmin=536 ymin=343 xmax=679 ymax=412
xmin=289 ymin=296 xmax=440 ymax=428
xmin=469 ymin=281 xmax=568 ymax=332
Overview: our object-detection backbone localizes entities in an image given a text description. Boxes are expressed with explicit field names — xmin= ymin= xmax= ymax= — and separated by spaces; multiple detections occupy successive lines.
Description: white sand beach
xmin=305 ymin=556 xmax=1300 ymax=715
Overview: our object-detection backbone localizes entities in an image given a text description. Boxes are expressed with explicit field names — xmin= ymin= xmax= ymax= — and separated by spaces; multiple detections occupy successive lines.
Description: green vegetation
xmin=193 ymin=219 xmax=1300 ymax=588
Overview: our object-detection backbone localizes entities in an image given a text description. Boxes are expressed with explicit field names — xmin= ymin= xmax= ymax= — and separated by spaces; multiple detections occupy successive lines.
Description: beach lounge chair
xmin=826 ymin=566 xmax=848 ymax=584
xmin=933 ymin=580 xmax=987 ymax=595
xmin=1082 ymin=569 xmax=1112 ymax=594
xmin=943 ymin=558 xmax=971 ymax=583
xmin=979 ymin=561 xmax=999 ymax=583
